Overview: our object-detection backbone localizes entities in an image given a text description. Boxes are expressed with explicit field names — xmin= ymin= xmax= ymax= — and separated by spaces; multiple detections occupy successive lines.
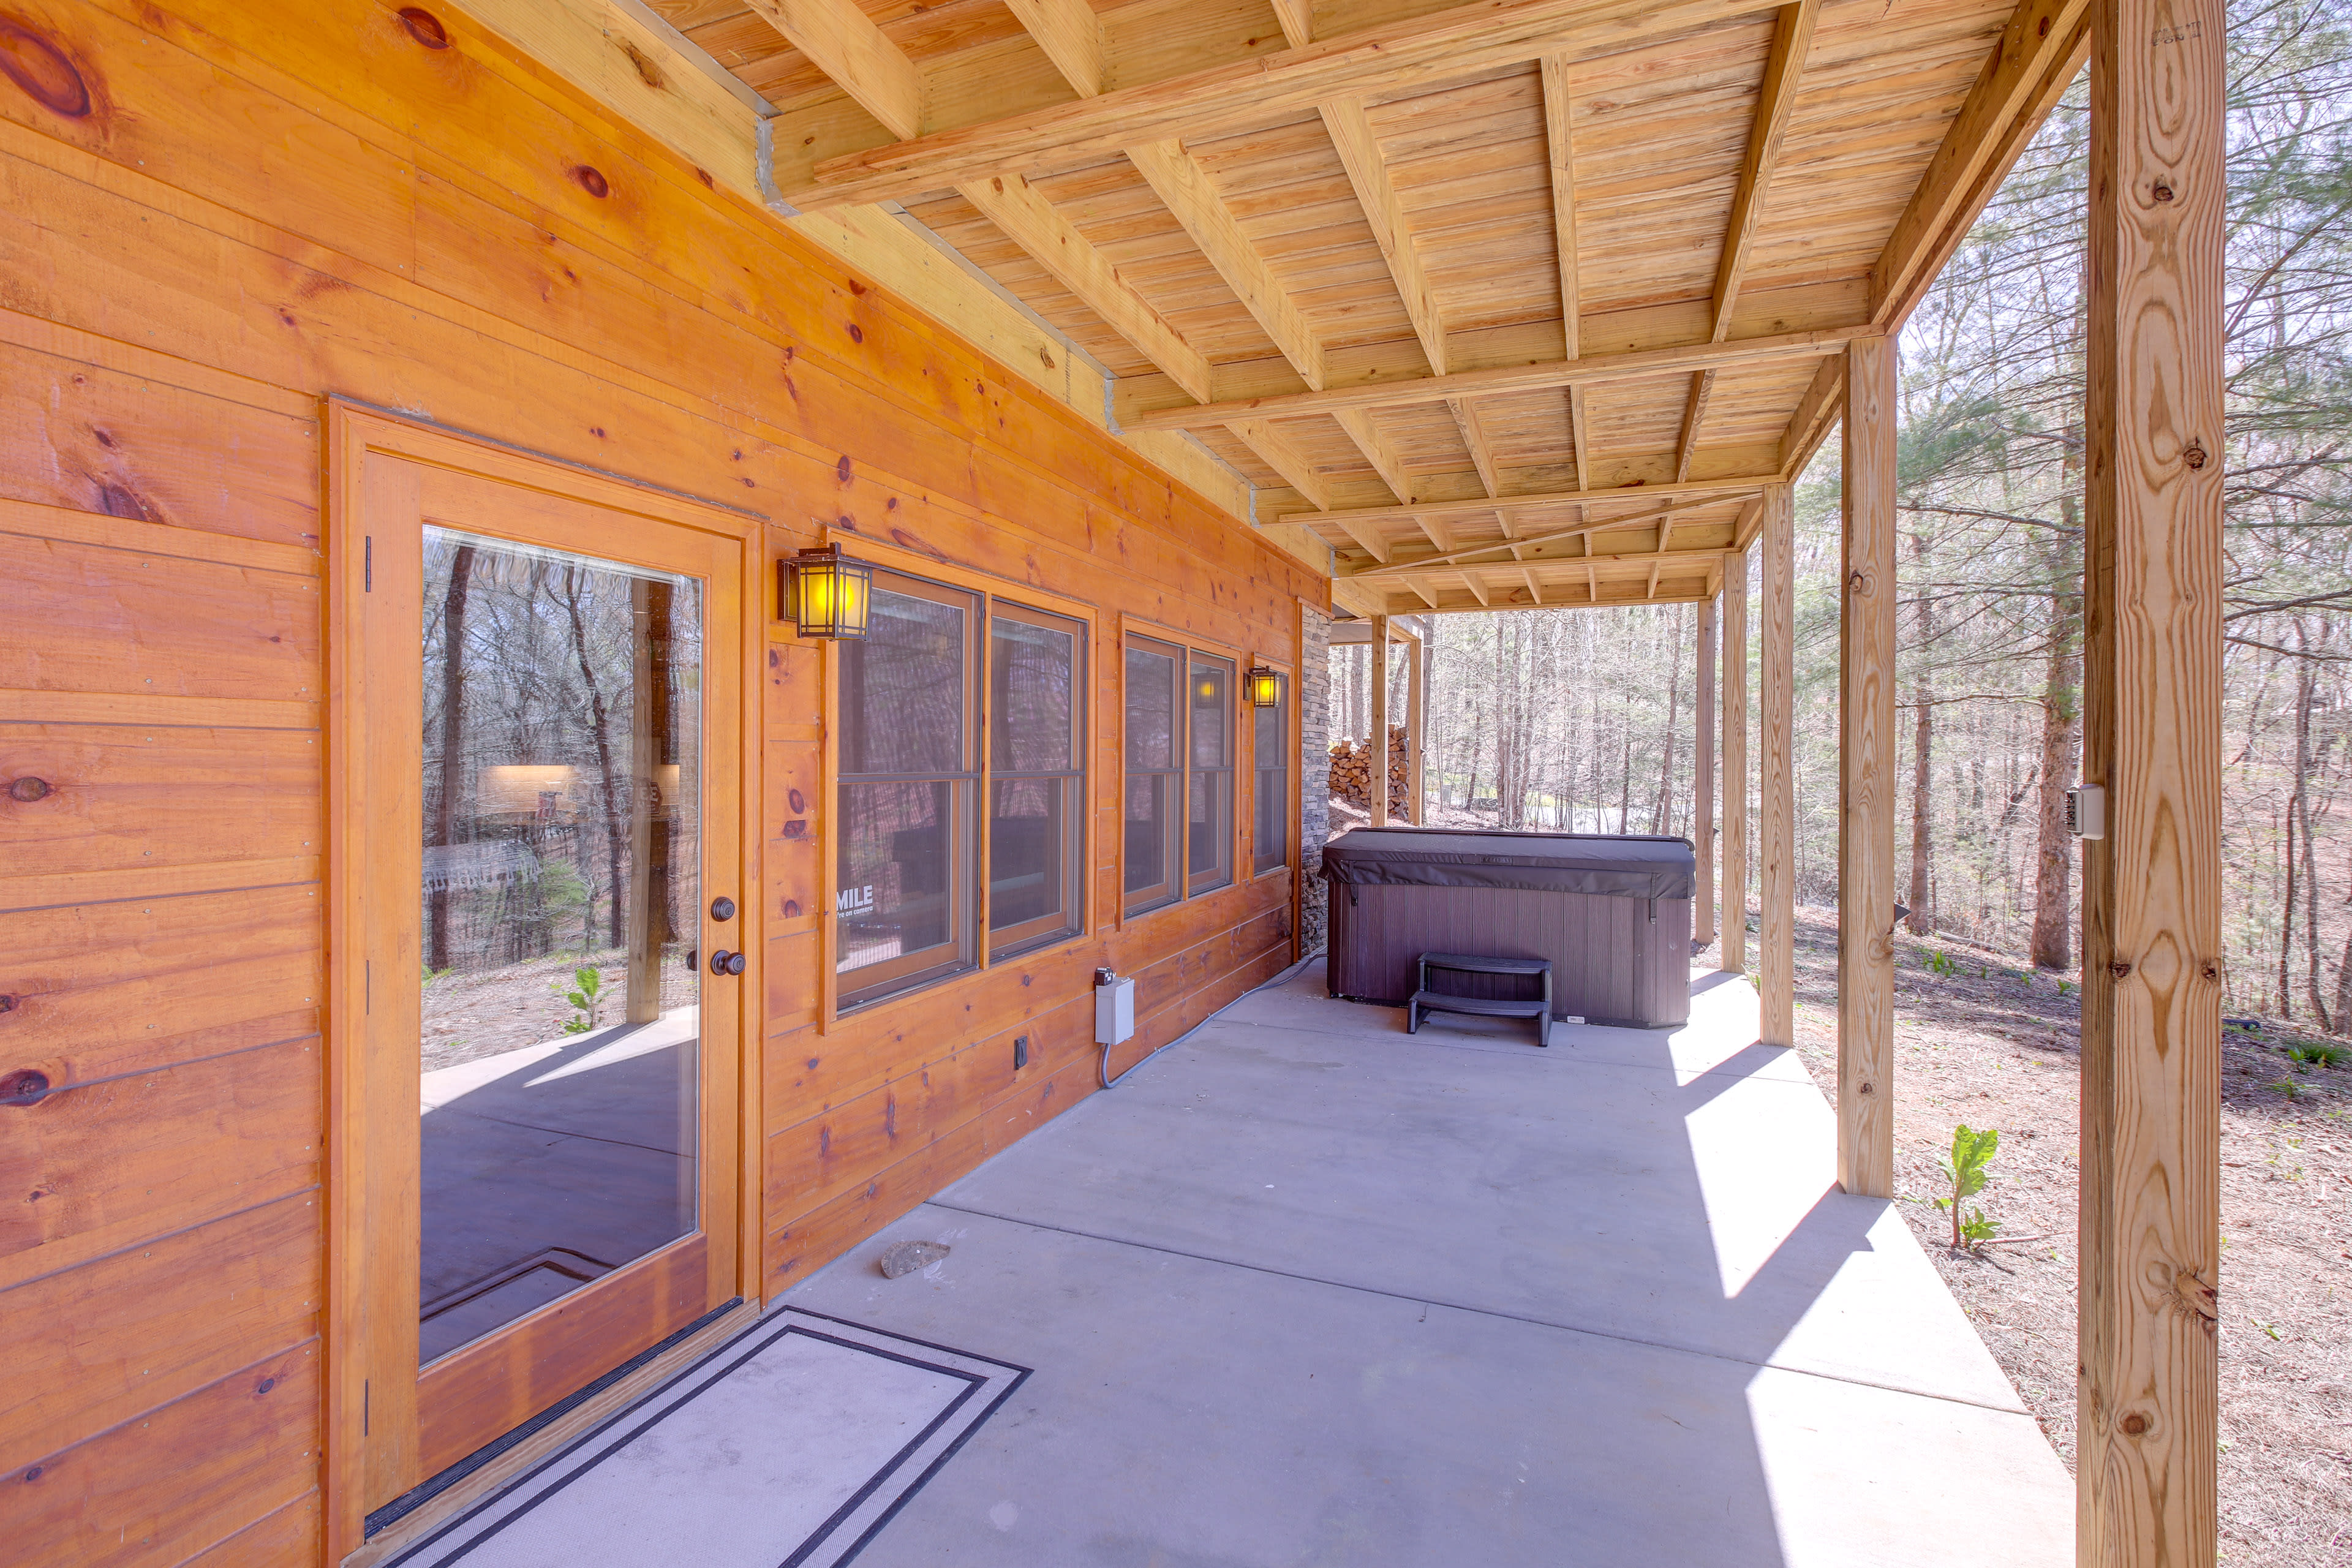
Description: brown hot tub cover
xmin=1320 ymin=827 xmax=1695 ymax=900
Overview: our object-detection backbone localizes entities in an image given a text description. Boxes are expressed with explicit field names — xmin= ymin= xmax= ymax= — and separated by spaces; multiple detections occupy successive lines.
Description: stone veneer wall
xmin=1298 ymin=604 xmax=1333 ymax=954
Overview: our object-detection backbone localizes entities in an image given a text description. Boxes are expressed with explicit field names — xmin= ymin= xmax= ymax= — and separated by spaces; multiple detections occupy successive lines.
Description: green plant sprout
xmin=1934 ymin=1124 xmax=2000 ymax=1249
xmin=422 ymin=964 xmax=454 ymax=987
xmin=554 ymin=964 xmax=605 ymax=1035
xmin=1926 ymin=949 xmax=1959 ymax=978
xmin=2287 ymin=1041 xmax=2348 ymax=1069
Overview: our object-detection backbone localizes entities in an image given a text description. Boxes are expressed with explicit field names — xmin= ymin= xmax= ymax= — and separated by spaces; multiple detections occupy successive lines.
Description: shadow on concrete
xmin=418 ymin=1014 xmax=696 ymax=1363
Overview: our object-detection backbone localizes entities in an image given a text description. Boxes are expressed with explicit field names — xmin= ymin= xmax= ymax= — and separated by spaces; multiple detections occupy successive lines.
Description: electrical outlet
xmin=1013 ymin=1035 xmax=1030 ymax=1070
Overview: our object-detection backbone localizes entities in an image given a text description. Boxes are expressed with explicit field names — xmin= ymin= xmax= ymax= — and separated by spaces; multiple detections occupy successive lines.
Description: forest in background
xmin=1329 ymin=0 xmax=2352 ymax=1025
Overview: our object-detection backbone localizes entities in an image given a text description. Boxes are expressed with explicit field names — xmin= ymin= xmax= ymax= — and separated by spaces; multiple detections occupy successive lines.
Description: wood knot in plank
xmin=7 ymin=776 xmax=51 ymax=802
xmin=2172 ymin=1267 xmax=2218 ymax=1325
xmin=396 ymin=7 xmax=449 ymax=48
xmin=0 ymin=17 xmax=94 ymax=118
xmin=0 ymin=1068 xmax=52 ymax=1107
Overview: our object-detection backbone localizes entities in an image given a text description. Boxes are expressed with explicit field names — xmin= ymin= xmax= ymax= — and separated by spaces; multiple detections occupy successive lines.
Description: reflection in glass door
xmin=416 ymin=529 xmax=703 ymax=1365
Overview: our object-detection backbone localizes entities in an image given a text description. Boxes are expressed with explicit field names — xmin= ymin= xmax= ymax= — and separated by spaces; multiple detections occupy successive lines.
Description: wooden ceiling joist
xmin=1123 ymin=326 xmax=1861 ymax=432
xmin=1324 ymin=96 xmax=1448 ymax=375
xmin=1305 ymin=470 xmax=1779 ymax=537
xmin=1675 ymin=0 xmax=1819 ymax=484
xmin=1342 ymin=500 xmax=1738 ymax=577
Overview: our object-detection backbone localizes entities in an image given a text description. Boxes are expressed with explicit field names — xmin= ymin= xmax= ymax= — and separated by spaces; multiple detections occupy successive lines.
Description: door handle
xmin=708 ymin=949 xmax=745 ymax=976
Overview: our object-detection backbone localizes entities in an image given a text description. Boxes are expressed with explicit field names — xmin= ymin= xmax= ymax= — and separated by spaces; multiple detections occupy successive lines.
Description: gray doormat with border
xmin=385 ymin=1308 xmax=1030 ymax=1568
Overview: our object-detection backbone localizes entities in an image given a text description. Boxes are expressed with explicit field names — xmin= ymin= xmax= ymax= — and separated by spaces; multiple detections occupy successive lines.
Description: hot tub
xmin=1319 ymin=827 xmax=1695 ymax=1028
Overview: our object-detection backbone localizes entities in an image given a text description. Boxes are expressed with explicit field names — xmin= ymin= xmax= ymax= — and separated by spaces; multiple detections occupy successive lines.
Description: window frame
xmin=987 ymin=600 xmax=1090 ymax=962
xmin=1185 ymin=650 xmax=1237 ymax=899
xmin=831 ymin=568 xmax=984 ymax=1011
xmin=1247 ymin=654 xmax=1295 ymax=881
xmin=1118 ymin=617 xmax=1246 ymax=922
xmin=815 ymin=537 xmax=1098 ymax=1027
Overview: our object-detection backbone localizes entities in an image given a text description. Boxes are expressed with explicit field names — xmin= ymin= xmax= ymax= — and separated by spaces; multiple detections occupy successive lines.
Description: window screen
xmin=989 ymin=605 xmax=1085 ymax=957
xmin=1253 ymin=688 xmax=1288 ymax=877
xmin=835 ymin=575 xmax=980 ymax=1006
xmin=1123 ymin=637 xmax=1183 ymax=915
xmin=1186 ymin=653 xmax=1234 ymax=895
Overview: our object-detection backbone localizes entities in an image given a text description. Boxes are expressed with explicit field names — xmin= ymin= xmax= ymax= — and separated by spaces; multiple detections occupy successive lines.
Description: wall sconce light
xmin=1244 ymin=667 xmax=1286 ymax=708
xmin=779 ymin=545 xmax=873 ymax=640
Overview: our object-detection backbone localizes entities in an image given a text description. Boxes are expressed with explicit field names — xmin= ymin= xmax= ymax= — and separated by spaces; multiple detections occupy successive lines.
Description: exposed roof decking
xmin=640 ymin=0 xmax=2083 ymax=612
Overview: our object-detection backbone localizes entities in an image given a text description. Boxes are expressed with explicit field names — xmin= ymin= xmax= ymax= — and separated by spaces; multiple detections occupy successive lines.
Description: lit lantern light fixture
xmin=1244 ymin=666 xmax=1286 ymax=709
xmin=779 ymin=544 xmax=873 ymax=639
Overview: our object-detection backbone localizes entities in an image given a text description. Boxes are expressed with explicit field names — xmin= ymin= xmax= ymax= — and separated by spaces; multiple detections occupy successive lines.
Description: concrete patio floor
xmin=776 ymin=958 xmax=2075 ymax=1567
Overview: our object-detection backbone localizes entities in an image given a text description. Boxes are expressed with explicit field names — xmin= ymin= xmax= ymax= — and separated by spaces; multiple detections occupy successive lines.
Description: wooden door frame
xmin=322 ymin=402 xmax=767 ymax=1560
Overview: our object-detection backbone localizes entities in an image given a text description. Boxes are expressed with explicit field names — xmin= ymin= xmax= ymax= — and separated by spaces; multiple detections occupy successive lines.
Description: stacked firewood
xmin=1329 ymin=726 xmax=1410 ymax=815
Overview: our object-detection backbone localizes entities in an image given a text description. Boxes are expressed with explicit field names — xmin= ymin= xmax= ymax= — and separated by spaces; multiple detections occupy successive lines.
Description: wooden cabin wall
xmin=0 ymin=0 xmax=1324 ymax=1561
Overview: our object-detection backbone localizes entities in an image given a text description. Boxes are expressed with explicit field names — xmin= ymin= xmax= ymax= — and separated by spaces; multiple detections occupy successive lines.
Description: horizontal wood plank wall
xmin=0 ymin=0 xmax=1324 ymax=1562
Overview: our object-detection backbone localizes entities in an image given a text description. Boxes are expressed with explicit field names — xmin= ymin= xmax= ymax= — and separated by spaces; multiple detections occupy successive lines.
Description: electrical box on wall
xmin=1095 ymin=973 xmax=1135 ymax=1046
xmin=2067 ymin=784 xmax=2106 ymax=840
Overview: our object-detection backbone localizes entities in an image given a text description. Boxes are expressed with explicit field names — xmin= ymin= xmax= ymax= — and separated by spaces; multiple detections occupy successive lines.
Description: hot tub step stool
xmin=1408 ymin=953 xmax=1554 ymax=1048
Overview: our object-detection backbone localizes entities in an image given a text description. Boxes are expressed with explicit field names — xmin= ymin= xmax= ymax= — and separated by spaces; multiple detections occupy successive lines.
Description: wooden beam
xmin=2077 ymin=0 xmax=2224 ymax=1558
xmin=1461 ymin=570 xmax=1491 ymax=606
xmin=1303 ymin=470 xmax=1775 ymax=536
xmin=1128 ymin=140 xmax=1327 ymax=391
xmin=1447 ymin=399 xmax=1504 ymax=497
xmin=1673 ymin=368 xmax=1716 ymax=483
xmin=1696 ymin=593 xmax=1717 ymax=947
xmin=746 ymin=0 xmax=922 ymax=139
xmin=1677 ymin=0 xmax=1814 ymax=481
xmin=1522 ymin=567 xmax=1544 ymax=605
xmin=1322 ymin=96 xmax=1447 ymax=374
xmin=1269 ymin=0 xmax=1314 ymax=48
xmin=1712 ymin=0 xmax=1819 ymax=341
xmin=1341 ymin=499 xmax=1737 ymax=577
xmin=778 ymin=0 xmax=1766 ymax=209
xmin=1125 ymin=326 xmax=1863 ymax=431
xmin=1838 ymin=336 xmax=1898 ymax=1199
xmin=957 ymin=173 xmax=1212 ymax=402
xmin=1722 ymin=545 xmax=1749 ymax=973
xmin=1645 ymin=559 xmax=1662 ymax=599
xmin=1415 ymin=514 xmax=1458 ymax=553
xmin=1777 ymin=352 xmax=1846 ymax=477
xmin=1758 ymin=483 xmax=1794 ymax=1044
xmin=1003 ymin=0 xmax=1106 ymax=98
xmin=1369 ymin=612 xmax=1391 ymax=826
xmin=1872 ymin=0 xmax=2092 ymax=327
xmin=1231 ymin=418 xmax=1331 ymax=511
xmin=1570 ymin=385 xmax=1594 ymax=489
xmin=1335 ymin=407 xmax=1419 ymax=505
xmin=1540 ymin=53 xmax=1581 ymax=355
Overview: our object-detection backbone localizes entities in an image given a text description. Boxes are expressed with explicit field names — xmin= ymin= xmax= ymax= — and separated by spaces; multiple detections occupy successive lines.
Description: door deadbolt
xmin=710 ymin=895 xmax=737 ymax=922
xmin=708 ymin=949 xmax=745 ymax=976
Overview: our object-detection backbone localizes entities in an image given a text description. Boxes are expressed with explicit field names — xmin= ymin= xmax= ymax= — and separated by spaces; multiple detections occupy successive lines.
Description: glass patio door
xmin=339 ymin=437 xmax=747 ymax=1523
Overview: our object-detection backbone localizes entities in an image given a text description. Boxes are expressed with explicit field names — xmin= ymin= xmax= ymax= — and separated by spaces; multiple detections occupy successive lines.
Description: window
xmin=1188 ymin=653 xmax=1234 ymax=895
xmin=1123 ymin=637 xmax=1183 ymax=915
xmin=1123 ymin=633 xmax=1240 ymax=916
xmin=836 ymin=575 xmax=981 ymax=1008
xmin=989 ymin=605 xmax=1085 ymax=959
xmin=1252 ymin=679 xmax=1289 ymax=878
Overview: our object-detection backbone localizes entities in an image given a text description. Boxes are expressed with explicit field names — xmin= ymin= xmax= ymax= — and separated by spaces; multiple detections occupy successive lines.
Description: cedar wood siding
xmin=0 ymin=0 xmax=1324 ymax=1561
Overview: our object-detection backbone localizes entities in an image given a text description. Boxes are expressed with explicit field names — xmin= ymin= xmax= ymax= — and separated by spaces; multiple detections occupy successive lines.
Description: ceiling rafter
xmin=1322 ymin=95 xmax=1447 ymax=375
xmin=1539 ymin=52 xmax=1591 ymax=491
xmin=1673 ymin=0 xmax=1819 ymax=484
xmin=1447 ymin=398 xmax=1503 ymax=499
xmin=1341 ymin=499 xmax=1739 ymax=578
xmin=1124 ymin=326 xmax=1860 ymax=432
xmin=1300 ymin=470 xmax=1778 ymax=535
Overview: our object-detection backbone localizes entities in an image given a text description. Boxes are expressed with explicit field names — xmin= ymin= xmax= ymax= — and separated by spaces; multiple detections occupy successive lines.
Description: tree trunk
xmin=1656 ymin=606 xmax=1681 ymax=835
xmin=2280 ymin=796 xmax=2297 ymax=1020
xmin=428 ymin=544 xmax=476 ymax=973
xmin=2029 ymin=475 xmax=2082 ymax=969
xmin=564 ymin=568 xmax=629 ymax=951
xmin=2294 ymin=629 xmax=2330 ymax=1030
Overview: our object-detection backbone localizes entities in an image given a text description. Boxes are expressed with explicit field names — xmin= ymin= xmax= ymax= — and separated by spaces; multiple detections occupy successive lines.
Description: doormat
xmin=384 ymin=1308 xmax=1030 ymax=1568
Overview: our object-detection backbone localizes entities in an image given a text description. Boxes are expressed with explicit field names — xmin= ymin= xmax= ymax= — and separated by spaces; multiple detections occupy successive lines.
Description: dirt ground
xmin=1754 ymin=905 xmax=2352 ymax=1565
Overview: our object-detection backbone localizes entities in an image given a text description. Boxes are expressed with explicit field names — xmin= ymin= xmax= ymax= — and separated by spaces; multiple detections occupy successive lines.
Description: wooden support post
xmin=1759 ymin=486 xmax=1795 ymax=1047
xmin=1721 ymin=551 xmax=1749 ymax=974
xmin=1838 ymin=336 xmax=1898 ymax=1197
xmin=1695 ymin=594 xmax=1717 ymax=948
xmin=1404 ymin=622 xmax=1427 ymax=825
xmin=2078 ymin=0 xmax=2225 ymax=1560
xmin=1369 ymin=613 xmax=1391 ymax=827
